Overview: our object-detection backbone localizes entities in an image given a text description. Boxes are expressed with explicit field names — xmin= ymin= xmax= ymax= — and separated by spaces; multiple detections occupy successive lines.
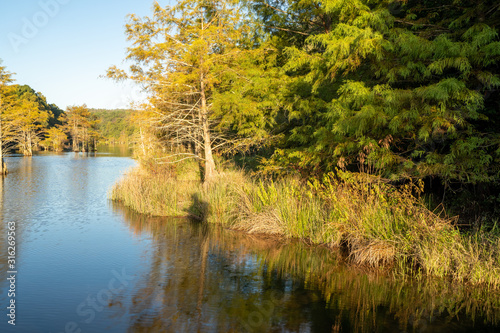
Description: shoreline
xmin=110 ymin=162 xmax=500 ymax=288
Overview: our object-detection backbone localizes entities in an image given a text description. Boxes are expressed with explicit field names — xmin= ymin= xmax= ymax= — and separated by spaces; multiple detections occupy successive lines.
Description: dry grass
xmin=350 ymin=239 xmax=397 ymax=267
xmin=110 ymin=160 xmax=200 ymax=216
xmin=233 ymin=208 xmax=285 ymax=235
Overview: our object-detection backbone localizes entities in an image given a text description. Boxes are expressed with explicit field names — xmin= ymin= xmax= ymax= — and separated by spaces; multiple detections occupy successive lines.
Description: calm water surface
xmin=0 ymin=148 xmax=499 ymax=332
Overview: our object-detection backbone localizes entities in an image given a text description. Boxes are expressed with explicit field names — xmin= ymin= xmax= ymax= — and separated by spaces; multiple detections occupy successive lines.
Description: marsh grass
xmin=111 ymin=161 xmax=500 ymax=288
xmin=110 ymin=158 xmax=201 ymax=216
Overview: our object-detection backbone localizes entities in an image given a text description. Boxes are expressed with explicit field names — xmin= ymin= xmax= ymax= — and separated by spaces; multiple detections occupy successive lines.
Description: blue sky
xmin=0 ymin=0 xmax=170 ymax=110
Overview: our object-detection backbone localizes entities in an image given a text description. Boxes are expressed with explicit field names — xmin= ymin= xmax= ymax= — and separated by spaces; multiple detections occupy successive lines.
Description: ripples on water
xmin=0 ymin=148 xmax=499 ymax=332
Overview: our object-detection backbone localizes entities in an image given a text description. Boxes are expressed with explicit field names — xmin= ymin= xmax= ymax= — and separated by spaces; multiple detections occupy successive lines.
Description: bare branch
xmin=264 ymin=25 xmax=310 ymax=36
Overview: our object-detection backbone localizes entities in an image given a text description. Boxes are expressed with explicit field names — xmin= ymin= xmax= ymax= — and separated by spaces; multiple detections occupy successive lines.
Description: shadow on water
xmin=110 ymin=202 xmax=500 ymax=333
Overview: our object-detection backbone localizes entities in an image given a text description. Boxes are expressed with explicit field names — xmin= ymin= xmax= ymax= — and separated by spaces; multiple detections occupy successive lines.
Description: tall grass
xmin=111 ymin=161 xmax=500 ymax=288
xmin=110 ymin=159 xmax=201 ymax=216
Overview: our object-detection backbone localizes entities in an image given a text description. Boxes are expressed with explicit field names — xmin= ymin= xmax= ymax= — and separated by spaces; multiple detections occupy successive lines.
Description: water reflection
xmin=113 ymin=203 xmax=500 ymax=333
xmin=0 ymin=150 xmax=139 ymax=333
xmin=96 ymin=144 xmax=133 ymax=157
xmin=0 ymin=177 xmax=7 ymax=287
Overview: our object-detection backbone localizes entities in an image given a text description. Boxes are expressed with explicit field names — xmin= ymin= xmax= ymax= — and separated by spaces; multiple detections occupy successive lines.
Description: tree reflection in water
xmin=111 ymin=202 xmax=500 ymax=333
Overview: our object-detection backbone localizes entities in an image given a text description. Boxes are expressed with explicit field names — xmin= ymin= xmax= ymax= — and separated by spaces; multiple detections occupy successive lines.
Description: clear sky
xmin=0 ymin=0 xmax=171 ymax=110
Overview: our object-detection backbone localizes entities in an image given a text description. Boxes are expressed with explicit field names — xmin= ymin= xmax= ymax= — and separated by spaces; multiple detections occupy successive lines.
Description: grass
xmin=110 ymin=158 xmax=201 ymax=216
xmin=110 ymin=159 xmax=500 ymax=288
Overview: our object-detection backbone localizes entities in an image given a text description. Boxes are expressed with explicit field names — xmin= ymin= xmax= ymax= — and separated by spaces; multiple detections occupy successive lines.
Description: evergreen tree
xmin=259 ymin=0 xmax=500 ymax=186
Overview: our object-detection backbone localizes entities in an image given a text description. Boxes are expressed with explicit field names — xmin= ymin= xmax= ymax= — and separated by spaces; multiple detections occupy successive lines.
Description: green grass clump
xmin=230 ymin=177 xmax=327 ymax=240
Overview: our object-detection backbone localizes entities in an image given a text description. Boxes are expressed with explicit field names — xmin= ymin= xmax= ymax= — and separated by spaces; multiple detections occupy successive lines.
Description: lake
xmin=1 ymin=148 xmax=499 ymax=332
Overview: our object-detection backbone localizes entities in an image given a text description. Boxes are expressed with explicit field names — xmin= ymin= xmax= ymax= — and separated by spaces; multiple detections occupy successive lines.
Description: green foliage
xmin=0 ymin=62 xmax=67 ymax=155
xmin=14 ymin=85 xmax=62 ymax=127
xmin=109 ymin=1 xmax=500 ymax=273
xmin=90 ymin=109 xmax=136 ymax=143
xmin=211 ymin=45 xmax=286 ymax=143
xmin=0 ymin=62 xmax=17 ymax=162
xmin=256 ymin=0 xmax=500 ymax=187
xmin=10 ymin=85 xmax=53 ymax=155
xmin=109 ymin=0 xmax=283 ymax=182
xmin=40 ymin=126 xmax=68 ymax=151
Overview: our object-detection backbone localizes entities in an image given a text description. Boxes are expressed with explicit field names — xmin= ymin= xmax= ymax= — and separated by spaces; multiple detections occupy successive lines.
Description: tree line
xmin=0 ymin=64 xmax=135 ymax=173
xmin=108 ymin=0 xmax=499 ymax=219
xmin=90 ymin=109 xmax=136 ymax=145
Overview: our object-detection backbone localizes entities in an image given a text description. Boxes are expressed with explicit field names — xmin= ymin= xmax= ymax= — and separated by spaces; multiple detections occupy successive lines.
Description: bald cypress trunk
xmin=200 ymin=74 xmax=216 ymax=183
xmin=0 ymin=119 xmax=5 ymax=175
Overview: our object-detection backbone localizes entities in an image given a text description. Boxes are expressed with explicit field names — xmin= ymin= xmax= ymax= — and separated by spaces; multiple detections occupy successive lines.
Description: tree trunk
xmin=26 ymin=132 xmax=33 ymax=156
xmin=202 ymin=121 xmax=216 ymax=182
xmin=0 ymin=117 xmax=4 ymax=175
xmin=139 ymin=128 xmax=147 ymax=156
xmin=200 ymin=74 xmax=216 ymax=183
xmin=73 ymin=121 xmax=79 ymax=151
xmin=82 ymin=128 xmax=87 ymax=152
xmin=0 ymin=143 xmax=6 ymax=175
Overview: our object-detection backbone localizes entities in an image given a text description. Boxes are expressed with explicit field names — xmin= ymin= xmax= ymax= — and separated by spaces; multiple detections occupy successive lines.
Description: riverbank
xmin=111 ymin=160 xmax=500 ymax=288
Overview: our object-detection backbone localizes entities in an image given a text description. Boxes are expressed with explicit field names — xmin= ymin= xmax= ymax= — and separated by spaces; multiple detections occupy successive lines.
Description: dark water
xmin=0 ymin=148 xmax=499 ymax=333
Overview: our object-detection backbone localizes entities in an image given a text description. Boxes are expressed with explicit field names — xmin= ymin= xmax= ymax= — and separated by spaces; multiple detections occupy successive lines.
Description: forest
xmin=91 ymin=108 xmax=136 ymax=144
xmin=0 ymin=67 xmax=135 ymax=170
